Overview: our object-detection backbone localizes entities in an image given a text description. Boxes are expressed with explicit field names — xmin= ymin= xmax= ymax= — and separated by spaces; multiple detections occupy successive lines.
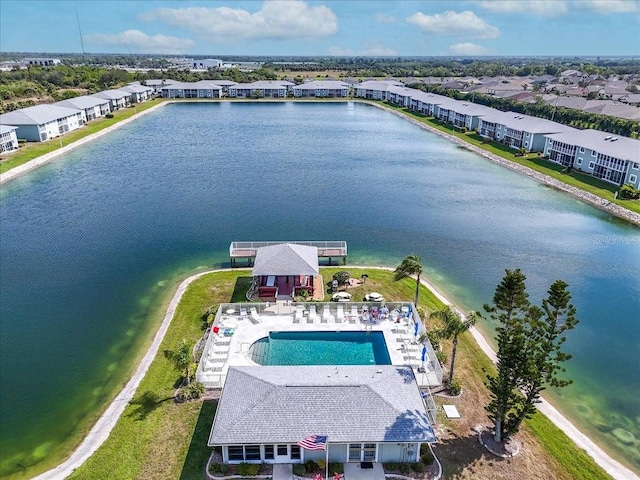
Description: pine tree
xmin=483 ymin=269 xmax=530 ymax=443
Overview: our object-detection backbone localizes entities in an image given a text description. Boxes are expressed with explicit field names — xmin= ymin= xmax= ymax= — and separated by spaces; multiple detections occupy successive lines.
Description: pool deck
xmin=196 ymin=301 xmax=442 ymax=390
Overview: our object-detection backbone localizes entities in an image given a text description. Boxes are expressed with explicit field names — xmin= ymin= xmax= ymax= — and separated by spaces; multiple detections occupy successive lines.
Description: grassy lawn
xmin=65 ymin=267 xmax=611 ymax=480
xmin=0 ymin=98 xmax=164 ymax=174
xmin=386 ymin=104 xmax=640 ymax=216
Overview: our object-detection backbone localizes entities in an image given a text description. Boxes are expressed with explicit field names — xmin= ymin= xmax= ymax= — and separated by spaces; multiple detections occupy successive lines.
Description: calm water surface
xmin=1 ymin=102 xmax=638 ymax=476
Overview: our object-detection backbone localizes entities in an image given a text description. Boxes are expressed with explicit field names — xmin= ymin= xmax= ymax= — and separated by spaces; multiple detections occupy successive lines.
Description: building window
xmin=633 ymin=163 xmax=639 ymax=170
xmin=363 ymin=444 xmax=377 ymax=461
xmin=349 ymin=444 xmax=361 ymax=462
xmin=245 ymin=445 xmax=261 ymax=461
xmin=588 ymin=161 xmax=595 ymax=169
xmin=277 ymin=445 xmax=288 ymax=456
xmin=290 ymin=445 xmax=301 ymax=460
xmin=577 ymin=158 xmax=582 ymax=165
xmin=591 ymin=150 xmax=597 ymax=156
xmin=629 ymin=174 xmax=638 ymax=184
xmin=579 ymin=147 xmax=585 ymax=153
xmin=264 ymin=445 xmax=274 ymax=460
xmin=228 ymin=446 xmax=244 ymax=461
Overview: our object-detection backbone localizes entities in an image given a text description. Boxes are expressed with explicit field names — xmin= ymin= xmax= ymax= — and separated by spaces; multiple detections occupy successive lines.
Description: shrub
xmin=105 ymin=113 xmax=114 ymax=118
xmin=236 ymin=462 xmax=260 ymax=475
xmin=384 ymin=463 xmax=399 ymax=471
xmin=399 ymin=463 xmax=412 ymax=474
xmin=293 ymin=464 xmax=306 ymax=475
xmin=412 ymin=461 xmax=425 ymax=473
xmin=447 ymin=376 xmax=462 ymax=396
xmin=421 ymin=445 xmax=435 ymax=465
xmin=619 ymin=183 xmax=640 ymax=200
xmin=208 ymin=462 xmax=229 ymax=475
xmin=304 ymin=460 xmax=320 ymax=473
xmin=178 ymin=381 xmax=205 ymax=401
xmin=18 ymin=139 xmax=27 ymax=145
xmin=329 ymin=462 xmax=344 ymax=474
xmin=332 ymin=271 xmax=350 ymax=285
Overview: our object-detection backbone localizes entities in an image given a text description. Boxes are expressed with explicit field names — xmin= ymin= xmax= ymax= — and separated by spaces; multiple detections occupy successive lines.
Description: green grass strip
xmin=0 ymin=98 xmax=164 ymax=174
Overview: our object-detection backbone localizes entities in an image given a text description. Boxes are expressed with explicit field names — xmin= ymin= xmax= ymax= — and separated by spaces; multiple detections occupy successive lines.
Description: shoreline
xmin=34 ymin=266 xmax=638 ymax=480
xmin=2 ymin=97 xmax=638 ymax=227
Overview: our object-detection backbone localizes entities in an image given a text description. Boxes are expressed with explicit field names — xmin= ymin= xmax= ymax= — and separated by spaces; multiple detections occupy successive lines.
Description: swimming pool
xmin=249 ymin=331 xmax=392 ymax=366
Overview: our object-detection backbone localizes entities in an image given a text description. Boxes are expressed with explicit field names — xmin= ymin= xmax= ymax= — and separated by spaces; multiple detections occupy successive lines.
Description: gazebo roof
xmin=252 ymin=243 xmax=319 ymax=276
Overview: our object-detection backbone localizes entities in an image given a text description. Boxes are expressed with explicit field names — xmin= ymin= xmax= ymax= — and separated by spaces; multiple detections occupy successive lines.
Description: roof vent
xmin=611 ymin=137 xmax=619 ymax=142
xmin=604 ymin=136 xmax=612 ymax=140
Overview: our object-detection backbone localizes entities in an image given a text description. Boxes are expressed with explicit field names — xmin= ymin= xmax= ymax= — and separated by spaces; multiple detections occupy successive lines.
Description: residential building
xmin=118 ymin=84 xmax=154 ymax=103
xmin=353 ymin=80 xmax=402 ymax=100
xmin=55 ymin=95 xmax=111 ymax=122
xmin=209 ymin=365 xmax=437 ymax=465
xmin=228 ymin=81 xmax=292 ymax=98
xmin=0 ymin=125 xmax=19 ymax=153
xmin=0 ymin=105 xmax=84 ymax=142
xmin=160 ymin=81 xmax=222 ymax=99
xmin=479 ymin=111 xmax=576 ymax=152
xmin=140 ymin=79 xmax=178 ymax=94
xmin=544 ymin=130 xmax=640 ymax=188
xmin=292 ymin=81 xmax=350 ymax=98
xmin=92 ymin=90 xmax=131 ymax=110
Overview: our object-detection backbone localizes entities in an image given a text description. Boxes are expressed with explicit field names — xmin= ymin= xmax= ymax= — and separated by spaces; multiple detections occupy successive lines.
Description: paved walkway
xmin=344 ymin=462 xmax=385 ymax=480
xmin=272 ymin=464 xmax=293 ymax=479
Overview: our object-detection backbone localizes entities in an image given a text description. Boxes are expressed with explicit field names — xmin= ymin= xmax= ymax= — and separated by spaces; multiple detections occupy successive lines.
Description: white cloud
xmin=139 ymin=0 xmax=338 ymax=42
xmin=406 ymin=10 xmax=500 ymax=39
xmin=475 ymin=1 xmax=569 ymax=17
xmin=374 ymin=13 xmax=397 ymax=23
xmin=449 ymin=42 xmax=490 ymax=55
xmin=328 ymin=43 xmax=397 ymax=56
xmin=574 ymin=0 xmax=639 ymax=13
xmin=84 ymin=30 xmax=194 ymax=54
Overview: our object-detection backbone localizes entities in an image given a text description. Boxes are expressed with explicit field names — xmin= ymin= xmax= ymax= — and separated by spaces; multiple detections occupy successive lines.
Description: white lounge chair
xmin=336 ymin=305 xmax=345 ymax=323
xmin=294 ymin=305 xmax=304 ymax=323
xmin=349 ymin=305 xmax=359 ymax=323
xmin=322 ymin=305 xmax=332 ymax=323
xmin=250 ymin=307 xmax=261 ymax=324
xmin=240 ymin=307 xmax=248 ymax=318
xmin=308 ymin=304 xmax=318 ymax=323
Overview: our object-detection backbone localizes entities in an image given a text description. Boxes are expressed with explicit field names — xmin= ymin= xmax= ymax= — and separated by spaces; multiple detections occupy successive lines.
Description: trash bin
xmin=361 ymin=274 xmax=368 ymax=283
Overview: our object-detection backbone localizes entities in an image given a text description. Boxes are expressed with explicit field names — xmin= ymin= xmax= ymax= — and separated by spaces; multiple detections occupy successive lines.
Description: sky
xmin=1 ymin=0 xmax=639 ymax=57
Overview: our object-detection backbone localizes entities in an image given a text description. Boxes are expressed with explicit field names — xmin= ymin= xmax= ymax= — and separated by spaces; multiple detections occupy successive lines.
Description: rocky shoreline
xmin=375 ymin=103 xmax=640 ymax=228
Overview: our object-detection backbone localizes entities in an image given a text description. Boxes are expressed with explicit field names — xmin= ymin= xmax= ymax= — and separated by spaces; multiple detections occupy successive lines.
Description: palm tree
xmin=430 ymin=306 xmax=479 ymax=382
xmin=164 ymin=338 xmax=193 ymax=386
xmin=394 ymin=254 xmax=423 ymax=307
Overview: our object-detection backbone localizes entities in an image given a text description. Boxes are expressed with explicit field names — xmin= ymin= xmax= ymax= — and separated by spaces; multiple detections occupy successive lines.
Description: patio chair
xmin=294 ymin=305 xmax=304 ymax=323
xmin=240 ymin=307 xmax=248 ymax=318
xmin=336 ymin=304 xmax=345 ymax=323
xmin=322 ymin=305 xmax=331 ymax=323
xmin=349 ymin=305 xmax=359 ymax=323
xmin=249 ymin=307 xmax=261 ymax=324
xmin=308 ymin=304 xmax=319 ymax=323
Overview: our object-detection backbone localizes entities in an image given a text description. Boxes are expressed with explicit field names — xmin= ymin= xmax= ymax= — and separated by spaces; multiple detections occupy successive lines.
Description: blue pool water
xmin=249 ymin=331 xmax=392 ymax=366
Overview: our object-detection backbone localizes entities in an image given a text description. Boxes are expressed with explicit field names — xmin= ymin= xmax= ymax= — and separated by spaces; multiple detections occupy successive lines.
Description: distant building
xmin=192 ymin=59 xmax=222 ymax=70
xmin=0 ymin=125 xmax=19 ymax=153
xmin=136 ymin=79 xmax=178 ymax=94
xmin=160 ymin=81 xmax=222 ymax=99
xmin=228 ymin=81 xmax=293 ymax=98
xmin=22 ymin=57 xmax=61 ymax=67
xmin=119 ymin=84 xmax=154 ymax=103
xmin=292 ymin=81 xmax=350 ymax=98
xmin=92 ymin=90 xmax=132 ymax=111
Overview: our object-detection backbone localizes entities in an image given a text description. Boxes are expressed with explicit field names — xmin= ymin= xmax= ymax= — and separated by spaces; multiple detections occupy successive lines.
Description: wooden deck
xmin=229 ymin=241 xmax=347 ymax=267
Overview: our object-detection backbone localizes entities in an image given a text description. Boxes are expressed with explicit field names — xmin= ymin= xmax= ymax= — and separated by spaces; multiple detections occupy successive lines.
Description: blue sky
xmin=1 ymin=0 xmax=639 ymax=57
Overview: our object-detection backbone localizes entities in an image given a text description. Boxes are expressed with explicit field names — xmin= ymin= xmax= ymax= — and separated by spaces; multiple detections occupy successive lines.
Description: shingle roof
xmin=252 ymin=243 xmax=318 ymax=276
xmin=209 ymin=366 xmax=436 ymax=445
xmin=55 ymin=95 xmax=110 ymax=110
xmin=0 ymin=104 xmax=81 ymax=125
xmin=480 ymin=111 xmax=576 ymax=134
xmin=293 ymin=81 xmax=350 ymax=90
xmin=92 ymin=89 xmax=131 ymax=100
xmin=0 ymin=124 xmax=18 ymax=134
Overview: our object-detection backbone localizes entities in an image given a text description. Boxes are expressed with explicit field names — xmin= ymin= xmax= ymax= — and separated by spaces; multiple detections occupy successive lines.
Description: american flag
xmin=297 ymin=434 xmax=327 ymax=450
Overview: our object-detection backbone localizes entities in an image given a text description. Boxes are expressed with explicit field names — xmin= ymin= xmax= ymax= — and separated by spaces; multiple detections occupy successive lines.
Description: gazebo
xmin=252 ymin=243 xmax=319 ymax=300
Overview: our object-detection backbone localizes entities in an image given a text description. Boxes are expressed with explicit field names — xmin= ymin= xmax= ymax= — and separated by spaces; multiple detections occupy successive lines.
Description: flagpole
xmin=325 ymin=440 xmax=329 ymax=480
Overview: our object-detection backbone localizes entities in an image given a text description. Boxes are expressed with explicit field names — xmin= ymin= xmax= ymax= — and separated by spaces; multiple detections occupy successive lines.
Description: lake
xmin=0 ymin=102 xmax=638 ymax=477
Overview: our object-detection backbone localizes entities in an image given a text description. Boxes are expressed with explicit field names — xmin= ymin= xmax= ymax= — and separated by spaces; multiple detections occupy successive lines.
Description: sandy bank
xmin=34 ymin=266 xmax=637 ymax=480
